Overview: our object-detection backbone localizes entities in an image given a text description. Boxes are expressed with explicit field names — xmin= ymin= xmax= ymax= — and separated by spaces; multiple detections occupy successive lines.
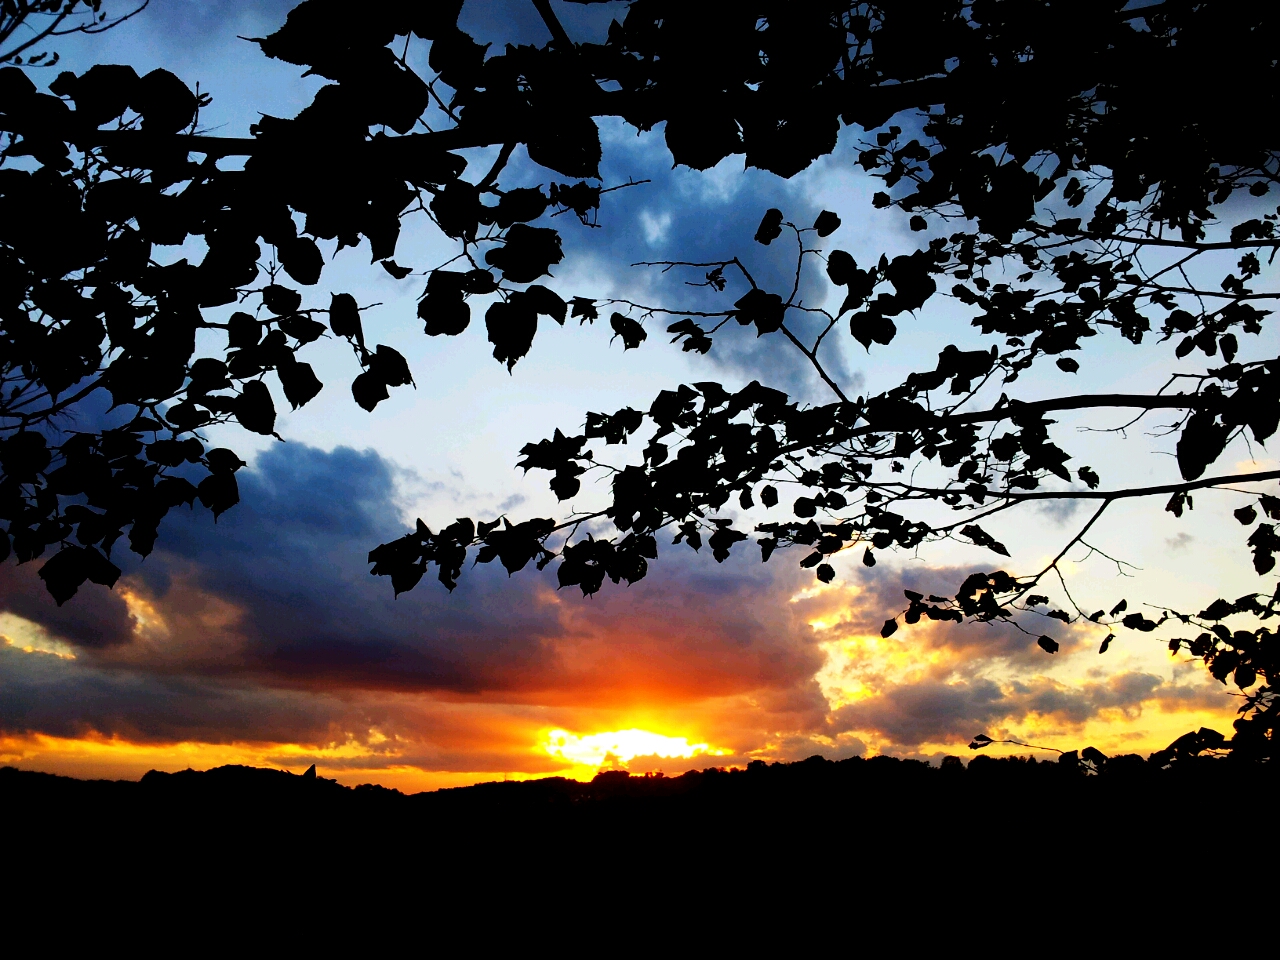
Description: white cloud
xmin=639 ymin=209 xmax=673 ymax=246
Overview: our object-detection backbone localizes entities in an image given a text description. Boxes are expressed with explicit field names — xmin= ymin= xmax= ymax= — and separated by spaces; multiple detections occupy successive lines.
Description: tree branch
xmin=873 ymin=469 xmax=1280 ymax=503
xmin=777 ymin=322 xmax=849 ymax=403
xmin=769 ymin=392 xmax=1222 ymax=462
xmin=1020 ymin=500 xmax=1111 ymax=594
xmin=944 ymin=392 xmax=1218 ymax=426
xmin=530 ymin=0 xmax=573 ymax=49
xmin=1059 ymin=230 xmax=1280 ymax=252
xmin=477 ymin=142 xmax=516 ymax=190
xmin=1 ymin=1 xmax=150 ymax=63
xmin=84 ymin=126 xmax=502 ymax=159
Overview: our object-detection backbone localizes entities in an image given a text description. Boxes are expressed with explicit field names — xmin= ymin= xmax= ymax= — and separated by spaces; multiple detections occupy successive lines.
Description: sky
xmin=0 ymin=0 xmax=1271 ymax=790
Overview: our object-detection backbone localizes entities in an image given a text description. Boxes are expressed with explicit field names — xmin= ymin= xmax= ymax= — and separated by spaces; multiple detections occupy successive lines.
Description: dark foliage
xmin=3 ymin=2 xmax=1280 ymax=760
xmin=3 ymin=750 xmax=1268 ymax=902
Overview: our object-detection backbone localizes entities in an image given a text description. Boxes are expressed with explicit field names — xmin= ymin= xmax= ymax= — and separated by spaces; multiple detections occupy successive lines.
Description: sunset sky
xmin=1 ymin=0 xmax=1270 ymax=791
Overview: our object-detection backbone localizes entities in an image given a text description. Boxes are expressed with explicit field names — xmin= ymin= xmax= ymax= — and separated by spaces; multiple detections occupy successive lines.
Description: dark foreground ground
xmin=9 ymin=753 xmax=1266 ymax=933
xmin=4 ymin=751 xmax=1271 ymax=890
xmin=4 ymin=752 xmax=1274 ymax=937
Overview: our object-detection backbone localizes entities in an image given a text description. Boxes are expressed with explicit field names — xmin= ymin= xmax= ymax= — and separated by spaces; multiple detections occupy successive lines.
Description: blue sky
xmin=0 ymin=0 xmax=1271 ymax=787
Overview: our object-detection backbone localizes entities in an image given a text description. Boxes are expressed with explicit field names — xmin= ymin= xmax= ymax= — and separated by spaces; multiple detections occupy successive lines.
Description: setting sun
xmin=543 ymin=729 xmax=725 ymax=770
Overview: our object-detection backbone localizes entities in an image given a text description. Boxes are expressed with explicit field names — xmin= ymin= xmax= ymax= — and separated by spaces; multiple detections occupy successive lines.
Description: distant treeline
xmin=4 ymin=754 xmax=1270 ymax=901
xmin=3 ymin=749 xmax=1268 ymax=819
xmin=2 ymin=747 xmax=1262 ymax=807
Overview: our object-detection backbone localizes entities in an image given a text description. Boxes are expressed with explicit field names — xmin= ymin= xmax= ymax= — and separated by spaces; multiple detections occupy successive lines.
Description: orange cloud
xmin=0 ymin=444 xmax=1247 ymax=790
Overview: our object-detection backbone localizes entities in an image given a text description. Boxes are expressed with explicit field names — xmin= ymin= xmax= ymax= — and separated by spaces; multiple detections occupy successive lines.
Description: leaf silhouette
xmin=328 ymin=293 xmax=364 ymax=346
xmin=38 ymin=545 xmax=121 ymax=605
xmin=484 ymin=225 xmax=563 ymax=283
xmin=351 ymin=371 xmax=389 ymax=412
xmin=813 ymin=210 xmax=841 ymax=237
xmin=277 ymin=356 xmax=323 ymax=409
xmin=961 ymin=524 xmax=1010 ymax=557
xmin=487 ymin=299 xmax=538 ymax=371
xmin=234 ymin=380 xmax=276 ymax=435
xmin=528 ymin=115 xmax=602 ymax=179
xmin=733 ymin=289 xmax=785 ymax=336
xmin=262 ymin=285 xmax=302 ymax=315
xmin=754 ymin=208 xmax=783 ymax=245
xmin=278 ymin=237 xmax=324 ymax=285
xmin=609 ymin=313 xmax=647 ymax=350
xmin=524 ymin=285 xmax=567 ymax=324
xmin=418 ymin=274 xmax=471 ymax=336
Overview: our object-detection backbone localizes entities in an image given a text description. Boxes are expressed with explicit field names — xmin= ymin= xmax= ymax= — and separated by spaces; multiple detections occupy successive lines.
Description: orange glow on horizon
xmin=0 ymin=564 xmax=1249 ymax=792
xmin=542 ymin=727 xmax=727 ymax=770
xmin=0 ymin=731 xmax=577 ymax=793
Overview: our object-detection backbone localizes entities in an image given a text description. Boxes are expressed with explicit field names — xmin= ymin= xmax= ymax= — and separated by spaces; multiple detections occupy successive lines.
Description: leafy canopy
xmin=1 ymin=0 xmax=1278 ymax=759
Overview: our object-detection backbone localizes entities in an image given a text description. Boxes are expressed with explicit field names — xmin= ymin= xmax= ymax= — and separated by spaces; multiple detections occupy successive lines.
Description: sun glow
xmin=542 ymin=728 xmax=724 ymax=770
xmin=1 ymin=613 xmax=78 ymax=659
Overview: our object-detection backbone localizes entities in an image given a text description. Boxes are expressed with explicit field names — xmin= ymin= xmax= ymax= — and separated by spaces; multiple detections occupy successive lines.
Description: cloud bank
xmin=0 ymin=442 xmax=1236 ymax=788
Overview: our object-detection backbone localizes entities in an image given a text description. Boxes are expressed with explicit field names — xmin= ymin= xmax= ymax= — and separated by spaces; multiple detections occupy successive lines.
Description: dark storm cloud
xmin=126 ymin=442 xmax=568 ymax=692
xmin=2 ymin=441 xmax=822 ymax=702
xmin=0 ymin=642 xmax=355 ymax=744
xmin=826 ymin=671 xmax=1212 ymax=747
xmin=0 ymin=441 xmax=836 ymax=750
xmin=830 ymin=677 xmax=1009 ymax=746
xmin=0 ymin=562 xmax=135 ymax=648
xmin=0 ymin=439 xmax=1229 ymax=754
xmin=835 ymin=560 xmax=1089 ymax=665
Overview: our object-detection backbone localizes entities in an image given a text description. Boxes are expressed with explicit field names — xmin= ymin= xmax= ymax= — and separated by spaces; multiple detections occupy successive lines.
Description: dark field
xmin=5 ymin=753 xmax=1269 ymax=903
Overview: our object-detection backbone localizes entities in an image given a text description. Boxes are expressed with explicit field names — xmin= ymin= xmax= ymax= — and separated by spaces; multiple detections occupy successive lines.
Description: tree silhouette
xmin=1 ymin=1 xmax=150 ymax=68
xmin=1 ymin=1 xmax=1277 ymax=759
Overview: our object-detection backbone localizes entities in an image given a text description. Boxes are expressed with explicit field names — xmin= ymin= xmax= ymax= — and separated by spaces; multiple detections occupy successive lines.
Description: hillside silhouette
xmin=6 ymin=751 xmax=1270 ymax=896
xmin=8 ymin=747 xmax=1260 ymax=814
